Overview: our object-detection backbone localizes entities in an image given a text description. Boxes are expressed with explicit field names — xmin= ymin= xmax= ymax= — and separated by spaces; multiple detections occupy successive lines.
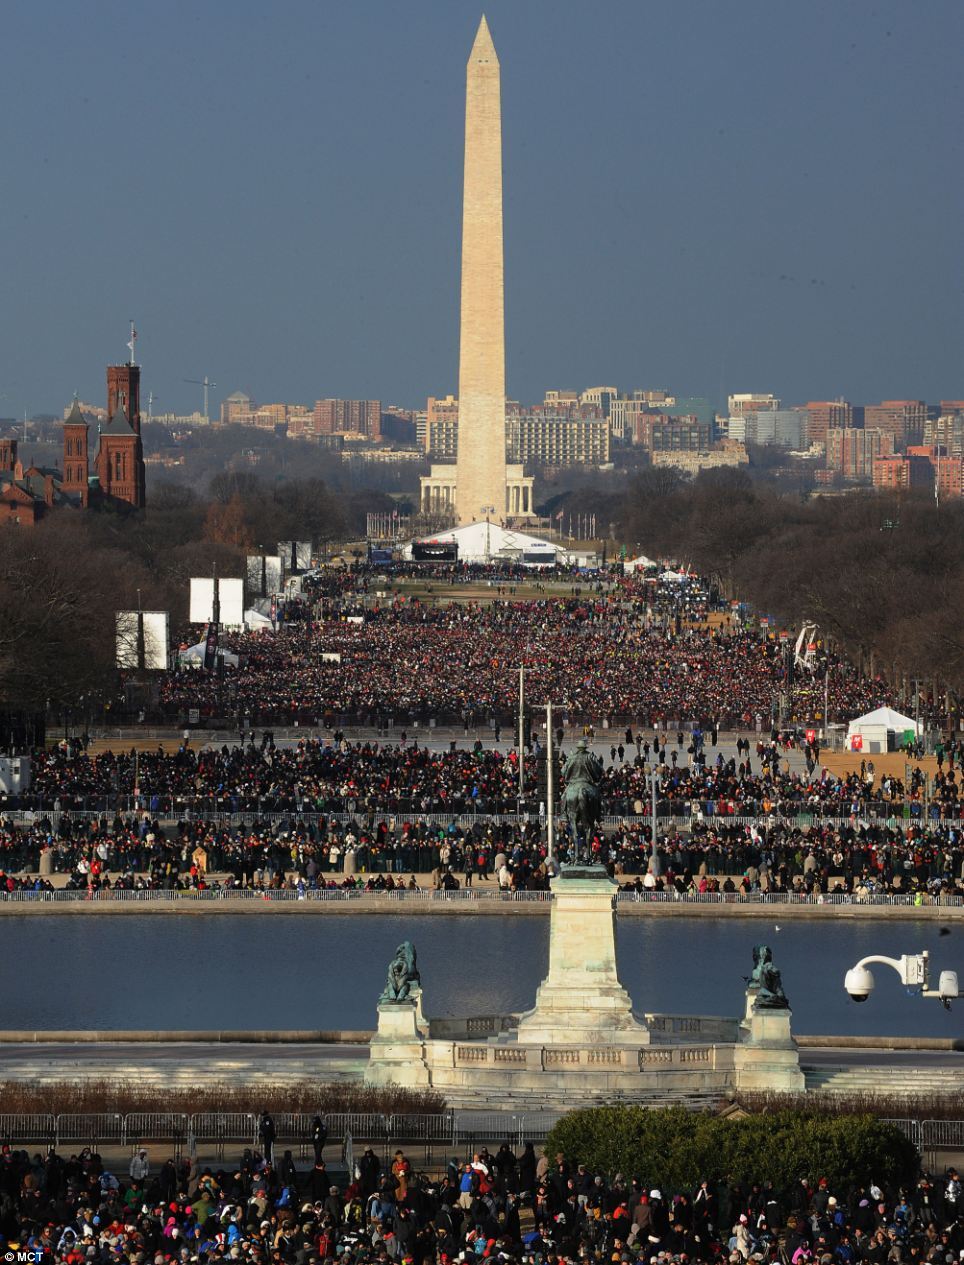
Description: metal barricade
xmin=272 ymin=1112 xmax=316 ymax=1160
xmin=55 ymin=1113 xmax=125 ymax=1149
xmin=188 ymin=1112 xmax=257 ymax=1160
xmin=125 ymin=1113 xmax=189 ymax=1159
xmin=0 ymin=1114 xmax=57 ymax=1148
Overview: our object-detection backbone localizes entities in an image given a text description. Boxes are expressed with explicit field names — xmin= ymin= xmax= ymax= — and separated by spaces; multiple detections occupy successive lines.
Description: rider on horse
xmin=560 ymin=738 xmax=604 ymax=858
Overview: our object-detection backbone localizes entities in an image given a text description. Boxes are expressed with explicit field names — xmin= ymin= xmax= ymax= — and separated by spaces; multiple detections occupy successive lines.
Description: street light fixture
xmin=481 ymin=505 xmax=495 ymax=560
xmin=844 ymin=950 xmax=959 ymax=1010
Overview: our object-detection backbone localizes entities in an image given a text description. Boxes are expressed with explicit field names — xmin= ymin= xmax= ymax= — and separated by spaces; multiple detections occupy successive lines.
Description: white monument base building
xmin=366 ymin=869 xmax=804 ymax=1106
xmin=421 ymin=463 xmax=535 ymax=520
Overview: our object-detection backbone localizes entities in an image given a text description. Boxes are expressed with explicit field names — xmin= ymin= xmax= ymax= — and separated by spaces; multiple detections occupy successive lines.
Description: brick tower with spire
xmin=61 ymin=400 xmax=90 ymax=506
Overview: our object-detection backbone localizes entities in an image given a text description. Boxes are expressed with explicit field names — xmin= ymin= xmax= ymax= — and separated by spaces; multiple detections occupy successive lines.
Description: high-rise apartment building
xmin=728 ymin=393 xmax=779 ymax=416
xmin=313 ymin=399 xmax=381 ymax=440
xmin=805 ymin=400 xmax=853 ymax=446
xmin=425 ymin=395 xmax=459 ymax=451
xmin=827 ymin=427 xmax=894 ymax=480
xmin=863 ymin=400 xmax=929 ymax=446
xmin=924 ymin=413 xmax=964 ymax=458
xmin=580 ymin=387 xmax=618 ymax=417
xmin=543 ymin=390 xmax=580 ymax=413
xmin=609 ymin=392 xmax=671 ymax=441
xmin=221 ymin=392 xmax=253 ymax=424
xmin=872 ymin=453 xmax=934 ymax=490
xmin=650 ymin=420 xmax=712 ymax=453
xmin=427 ymin=415 xmax=460 ymax=460
xmin=507 ymin=414 xmax=610 ymax=466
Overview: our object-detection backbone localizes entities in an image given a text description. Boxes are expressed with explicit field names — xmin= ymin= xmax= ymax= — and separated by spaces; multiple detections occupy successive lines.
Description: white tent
xmin=244 ymin=607 xmax=273 ymax=630
xmin=845 ymin=706 xmax=920 ymax=753
xmin=178 ymin=640 xmax=240 ymax=670
xmin=659 ymin=569 xmax=689 ymax=583
xmin=403 ymin=521 xmax=561 ymax=566
xmin=624 ymin=554 xmax=658 ymax=574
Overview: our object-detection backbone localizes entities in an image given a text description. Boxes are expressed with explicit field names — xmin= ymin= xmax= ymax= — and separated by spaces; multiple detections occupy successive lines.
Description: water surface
xmin=2 ymin=914 xmax=961 ymax=1038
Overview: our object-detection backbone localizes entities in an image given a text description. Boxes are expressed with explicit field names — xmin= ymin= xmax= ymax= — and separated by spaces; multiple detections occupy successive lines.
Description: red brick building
xmin=62 ymin=401 xmax=90 ymax=506
xmin=0 ymin=439 xmax=60 ymax=526
xmin=312 ymin=398 xmax=381 ymax=440
xmin=863 ymin=400 xmax=929 ymax=446
xmin=62 ymin=358 xmax=146 ymax=511
xmin=805 ymin=400 xmax=853 ymax=446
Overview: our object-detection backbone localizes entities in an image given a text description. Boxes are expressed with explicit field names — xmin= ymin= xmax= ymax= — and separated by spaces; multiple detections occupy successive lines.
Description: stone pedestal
xmin=734 ymin=996 xmax=805 ymax=1092
xmin=366 ymin=992 xmax=431 ymax=1087
xmin=515 ymin=867 xmax=648 ymax=1045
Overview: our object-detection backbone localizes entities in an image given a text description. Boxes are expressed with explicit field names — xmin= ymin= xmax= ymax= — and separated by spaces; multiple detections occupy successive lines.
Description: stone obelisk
xmin=454 ymin=15 xmax=507 ymax=526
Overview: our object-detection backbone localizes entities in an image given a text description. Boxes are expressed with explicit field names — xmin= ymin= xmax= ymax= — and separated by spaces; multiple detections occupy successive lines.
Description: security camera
xmin=939 ymin=971 xmax=959 ymax=1011
xmin=844 ymin=964 xmax=875 ymax=1003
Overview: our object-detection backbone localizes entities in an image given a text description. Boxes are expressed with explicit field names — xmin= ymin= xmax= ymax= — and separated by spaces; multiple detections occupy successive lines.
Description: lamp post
xmin=481 ymin=506 xmax=495 ymax=560
xmin=518 ymin=663 xmax=525 ymax=799
xmin=546 ymin=700 xmax=555 ymax=863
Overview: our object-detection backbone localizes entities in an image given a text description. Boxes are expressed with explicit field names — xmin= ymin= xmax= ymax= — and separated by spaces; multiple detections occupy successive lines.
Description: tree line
xmin=615 ymin=467 xmax=964 ymax=705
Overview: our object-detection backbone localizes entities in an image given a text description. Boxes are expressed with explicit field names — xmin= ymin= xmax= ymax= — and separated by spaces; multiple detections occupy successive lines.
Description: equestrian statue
xmin=560 ymin=738 xmax=604 ymax=859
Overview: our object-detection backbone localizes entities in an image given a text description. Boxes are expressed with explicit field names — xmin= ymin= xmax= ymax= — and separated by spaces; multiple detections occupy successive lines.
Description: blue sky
xmin=1 ymin=0 xmax=961 ymax=418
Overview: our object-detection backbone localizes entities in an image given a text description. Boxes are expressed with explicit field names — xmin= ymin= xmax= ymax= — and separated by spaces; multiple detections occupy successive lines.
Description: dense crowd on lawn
xmin=154 ymin=572 xmax=895 ymax=728
xmin=11 ymin=733 xmax=964 ymax=820
xmin=4 ymin=796 xmax=964 ymax=899
xmin=2 ymin=1131 xmax=963 ymax=1264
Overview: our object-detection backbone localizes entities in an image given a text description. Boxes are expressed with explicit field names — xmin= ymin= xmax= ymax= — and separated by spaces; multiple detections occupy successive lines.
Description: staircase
xmin=804 ymin=1064 xmax=964 ymax=1095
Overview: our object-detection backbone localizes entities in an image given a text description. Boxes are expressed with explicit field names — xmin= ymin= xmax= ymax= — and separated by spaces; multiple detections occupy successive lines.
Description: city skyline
xmin=0 ymin=0 xmax=962 ymax=420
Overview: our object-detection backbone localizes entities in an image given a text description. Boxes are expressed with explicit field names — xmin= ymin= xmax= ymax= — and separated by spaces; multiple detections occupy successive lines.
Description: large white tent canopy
xmin=845 ymin=705 xmax=920 ymax=753
xmin=403 ymin=521 xmax=561 ymax=565
xmin=624 ymin=554 xmax=658 ymax=573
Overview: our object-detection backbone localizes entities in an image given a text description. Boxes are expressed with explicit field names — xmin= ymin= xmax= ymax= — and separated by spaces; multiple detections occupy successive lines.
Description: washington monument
xmin=454 ymin=15 xmax=508 ymax=526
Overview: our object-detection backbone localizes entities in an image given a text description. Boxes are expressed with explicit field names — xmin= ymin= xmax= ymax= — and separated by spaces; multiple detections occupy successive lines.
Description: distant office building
xmin=924 ymin=413 xmax=964 ymax=458
xmin=744 ymin=408 xmax=805 ymax=448
xmin=426 ymin=395 xmax=459 ymax=451
xmin=313 ymin=399 xmax=381 ymax=441
xmin=827 ymin=427 xmax=894 ymax=481
xmin=221 ymin=391 xmax=253 ymax=424
xmin=650 ymin=441 xmax=748 ymax=473
xmin=872 ymin=453 xmax=934 ymax=490
xmin=381 ymin=406 xmax=417 ymax=446
xmin=507 ymin=414 xmax=610 ymax=466
xmin=427 ymin=414 xmax=460 ymax=460
xmin=906 ymin=446 xmax=963 ymax=499
xmin=806 ymin=400 xmax=853 ymax=446
xmin=654 ymin=397 xmax=715 ymax=429
xmin=428 ymin=411 xmax=610 ymax=466
xmin=609 ymin=391 xmax=671 ymax=441
xmin=728 ymin=393 xmax=780 ymax=416
xmin=580 ymin=386 xmax=618 ymax=417
xmin=543 ymin=389 xmax=580 ymax=413
xmin=286 ymin=406 xmax=314 ymax=439
xmin=863 ymin=400 xmax=929 ymax=446
xmin=650 ymin=420 xmax=712 ymax=453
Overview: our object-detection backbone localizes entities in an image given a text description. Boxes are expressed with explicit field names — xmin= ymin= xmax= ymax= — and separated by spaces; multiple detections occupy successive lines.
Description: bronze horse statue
xmin=560 ymin=739 xmax=604 ymax=855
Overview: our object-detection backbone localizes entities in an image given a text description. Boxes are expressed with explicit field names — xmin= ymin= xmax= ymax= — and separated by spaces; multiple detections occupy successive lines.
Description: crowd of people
xmin=149 ymin=569 xmax=900 ymax=729
xmin=4 ymin=797 xmax=964 ymax=901
xmin=12 ymin=729 xmax=964 ymax=821
xmin=1 ymin=1130 xmax=962 ymax=1265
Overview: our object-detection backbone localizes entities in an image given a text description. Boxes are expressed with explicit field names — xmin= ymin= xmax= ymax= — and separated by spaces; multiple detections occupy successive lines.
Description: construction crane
xmin=183 ymin=376 xmax=217 ymax=424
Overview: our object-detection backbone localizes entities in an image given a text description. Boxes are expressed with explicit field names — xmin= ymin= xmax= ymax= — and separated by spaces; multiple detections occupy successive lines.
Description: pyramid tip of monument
xmin=469 ymin=14 xmax=498 ymax=63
